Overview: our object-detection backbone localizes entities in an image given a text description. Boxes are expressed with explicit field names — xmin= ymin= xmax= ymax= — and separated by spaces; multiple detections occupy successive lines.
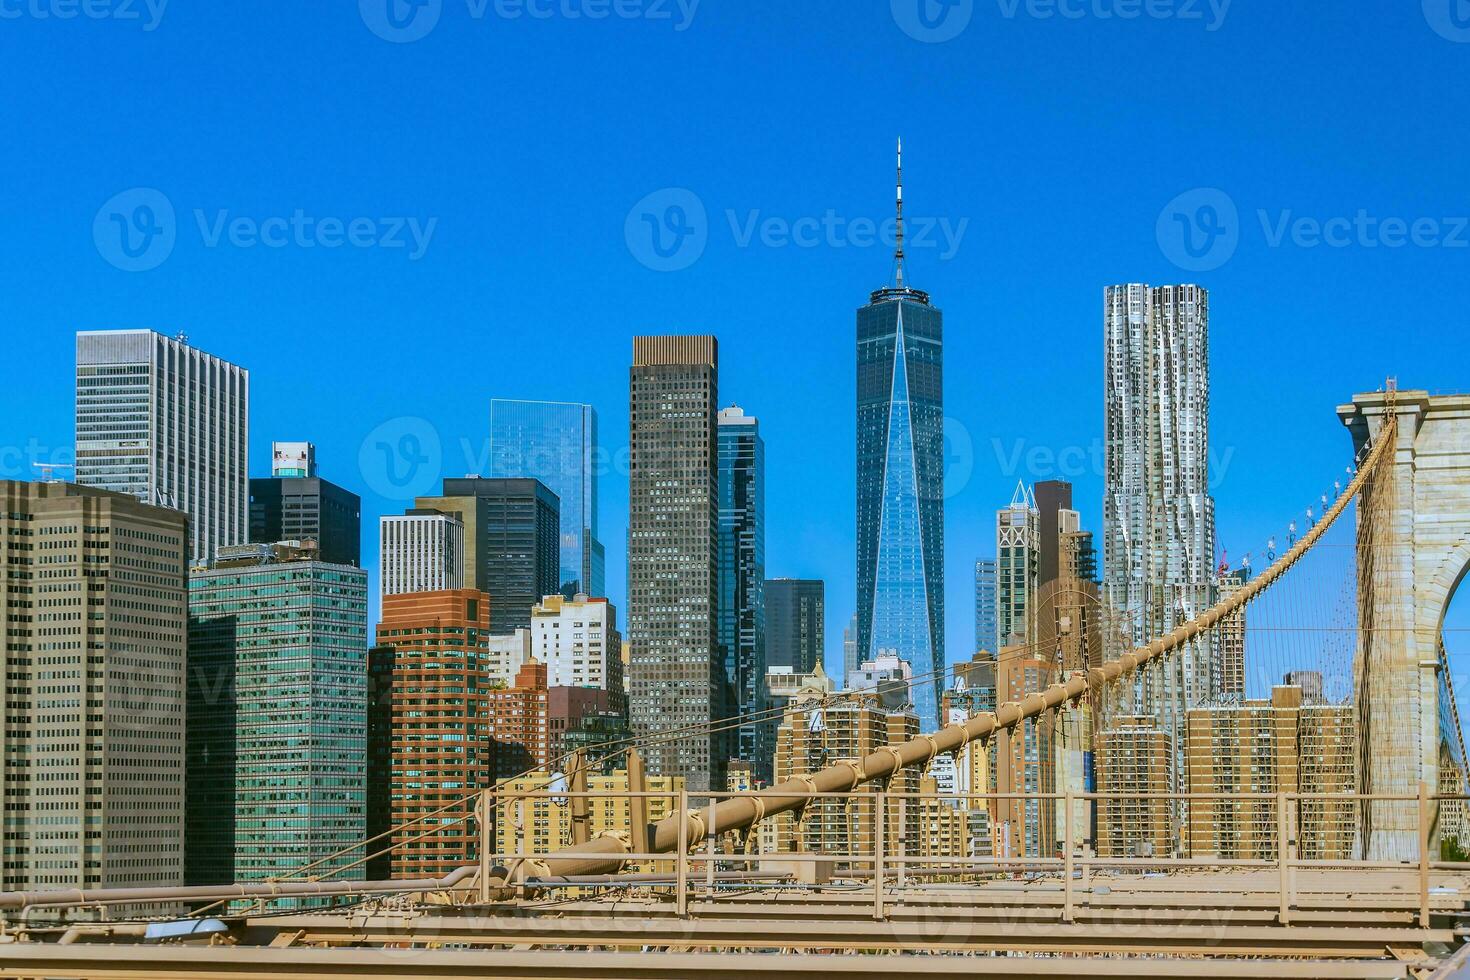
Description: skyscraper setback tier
xmin=249 ymin=442 xmax=361 ymax=567
xmin=488 ymin=399 xmax=605 ymax=599
xmin=717 ymin=406 xmax=767 ymax=782
xmin=0 ymin=481 xmax=190 ymax=897
xmin=627 ymin=336 xmax=723 ymax=792
xmin=1102 ymin=283 xmax=1217 ymax=781
xmin=75 ymin=329 xmax=249 ymax=564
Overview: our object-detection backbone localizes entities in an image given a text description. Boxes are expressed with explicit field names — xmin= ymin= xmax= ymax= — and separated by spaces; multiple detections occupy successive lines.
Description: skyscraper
xmin=1103 ymin=283 xmax=1217 ymax=769
xmin=1 ymin=481 xmax=189 ymax=896
xmin=973 ymin=559 xmax=998 ymax=656
xmin=368 ymin=589 xmax=494 ymax=879
xmin=249 ymin=441 xmax=362 ymax=566
xmin=1033 ymin=480 xmax=1073 ymax=592
xmin=627 ymin=336 xmax=722 ymax=792
xmin=76 ymin=329 xmax=249 ymax=563
xmin=186 ymin=541 xmax=368 ymax=897
xmin=379 ymin=509 xmax=466 ymax=599
xmin=766 ymin=579 xmax=824 ymax=673
xmin=856 ymin=140 xmax=945 ymax=729
xmin=416 ymin=478 xmax=560 ymax=634
xmin=996 ymin=484 xmax=1039 ymax=651
xmin=488 ymin=400 xmax=605 ymax=598
xmin=717 ymin=405 xmax=766 ymax=775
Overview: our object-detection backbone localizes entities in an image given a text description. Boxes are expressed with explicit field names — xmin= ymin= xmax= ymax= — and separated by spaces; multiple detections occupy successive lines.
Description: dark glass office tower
xmin=717 ymin=406 xmax=765 ymax=777
xmin=488 ymin=400 xmax=605 ymax=599
xmin=418 ymin=478 xmax=560 ymax=634
xmin=249 ymin=442 xmax=362 ymax=567
xmin=856 ymin=141 xmax=945 ymax=729
xmin=627 ymin=336 xmax=722 ymax=792
xmin=765 ymin=579 xmax=824 ymax=673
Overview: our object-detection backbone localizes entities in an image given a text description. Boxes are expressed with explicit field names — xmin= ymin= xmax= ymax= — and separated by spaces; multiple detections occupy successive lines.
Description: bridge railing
xmin=488 ymin=784 xmax=1467 ymax=928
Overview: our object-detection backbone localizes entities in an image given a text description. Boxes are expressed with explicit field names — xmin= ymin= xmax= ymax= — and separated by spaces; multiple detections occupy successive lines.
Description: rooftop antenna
xmin=32 ymin=461 xmax=73 ymax=483
xmin=894 ymin=137 xmax=905 ymax=288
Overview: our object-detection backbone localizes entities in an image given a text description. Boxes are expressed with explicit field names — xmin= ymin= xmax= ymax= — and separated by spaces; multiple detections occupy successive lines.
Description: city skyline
xmin=6 ymin=7 xmax=1470 ymax=670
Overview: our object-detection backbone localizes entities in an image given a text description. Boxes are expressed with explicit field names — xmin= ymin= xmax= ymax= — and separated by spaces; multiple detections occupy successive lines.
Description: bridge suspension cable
xmin=529 ymin=410 xmax=1401 ymax=879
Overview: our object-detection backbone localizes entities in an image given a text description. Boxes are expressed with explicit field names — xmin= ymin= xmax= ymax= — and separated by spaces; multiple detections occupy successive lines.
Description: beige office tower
xmin=1186 ymin=685 xmax=1356 ymax=860
xmin=772 ymin=695 xmax=920 ymax=862
xmin=627 ymin=336 xmax=722 ymax=792
xmin=75 ymin=330 xmax=249 ymax=565
xmin=0 ymin=481 xmax=189 ymax=896
xmin=992 ymin=644 xmax=1059 ymax=858
xmin=1095 ymin=715 xmax=1175 ymax=857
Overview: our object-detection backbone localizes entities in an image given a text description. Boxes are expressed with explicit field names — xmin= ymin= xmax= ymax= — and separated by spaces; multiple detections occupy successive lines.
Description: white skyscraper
xmin=379 ymin=510 xmax=465 ymax=599
xmin=75 ymin=330 xmax=249 ymax=563
xmin=1103 ymin=283 xmax=1217 ymax=773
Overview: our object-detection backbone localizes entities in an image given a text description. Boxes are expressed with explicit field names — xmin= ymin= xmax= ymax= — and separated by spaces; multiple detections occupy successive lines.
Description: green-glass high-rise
xmin=186 ymin=543 xmax=368 ymax=903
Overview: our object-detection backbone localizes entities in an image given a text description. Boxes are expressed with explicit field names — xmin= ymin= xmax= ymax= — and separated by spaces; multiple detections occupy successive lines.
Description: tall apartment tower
xmin=996 ymin=484 xmax=1039 ymax=650
xmin=379 ymin=509 xmax=466 ymax=599
xmin=717 ymin=405 xmax=766 ymax=774
xmin=627 ymin=336 xmax=722 ymax=792
xmin=368 ymin=589 xmax=493 ymax=879
xmin=0 ymin=481 xmax=189 ymax=895
xmin=765 ymin=579 xmax=824 ymax=674
xmin=1103 ymin=284 xmax=1217 ymax=772
xmin=415 ymin=478 xmax=560 ymax=634
xmin=856 ymin=141 xmax=945 ymax=730
xmin=76 ymin=330 xmax=249 ymax=563
xmin=488 ymin=400 xmax=605 ymax=598
xmin=249 ymin=441 xmax=362 ymax=566
xmin=973 ymin=559 xmax=998 ymax=656
xmin=186 ymin=542 xmax=368 ymax=893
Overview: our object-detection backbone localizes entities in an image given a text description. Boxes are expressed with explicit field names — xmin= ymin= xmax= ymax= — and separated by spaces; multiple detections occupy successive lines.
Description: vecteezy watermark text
xmin=0 ymin=0 xmax=167 ymax=30
xmin=1157 ymin=187 xmax=1470 ymax=272
xmin=624 ymin=187 xmax=970 ymax=273
xmin=359 ymin=0 xmax=698 ymax=43
xmin=891 ymin=0 xmax=1229 ymax=43
xmin=94 ymin=188 xmax=438 ymax=272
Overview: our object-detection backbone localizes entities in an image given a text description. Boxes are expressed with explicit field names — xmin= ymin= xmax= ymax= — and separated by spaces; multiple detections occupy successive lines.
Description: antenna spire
xmin=894 ymin=137 xmax=905 ymax=287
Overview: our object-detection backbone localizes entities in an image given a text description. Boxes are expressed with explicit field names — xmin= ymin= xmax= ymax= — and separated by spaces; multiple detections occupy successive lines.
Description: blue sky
xmin=2 ymin=1 xmax=1469 ymax=670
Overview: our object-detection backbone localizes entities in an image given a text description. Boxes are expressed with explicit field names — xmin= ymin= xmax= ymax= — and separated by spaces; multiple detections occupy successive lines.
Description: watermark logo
xmin=995 ymin=0 xmax=1231 ymax=31
xmin=359 ymin=417 xmax=442 ymax=500
xmin=625 ymin=187 xmax=708 ymax=272
xmin=360 ymin=0 xmax=442 ymax=42
xmin=94 ymin=187 xmax=177 ymax=272
xmin=0 ymin=0 xmax=169 ymax=30
xmin=360 ymin=0 xmax=698 ymax=42
xmin=1156 ymin=187 xmax=1239 ymax=273
xmin=1157 ymin=186 xmax=1470 ymax=272
xmin=93 ymin=190 xmax=438 ymax=272
xmin=1424 ymin=0 xmax=1470 ymax=42
xmin=626 ymin=188 xmax=970 ymax=273
xmin=943 ymin=416 xmax=975 ymax=499
xmin=892 ymin=0 xmax=974 ymax=42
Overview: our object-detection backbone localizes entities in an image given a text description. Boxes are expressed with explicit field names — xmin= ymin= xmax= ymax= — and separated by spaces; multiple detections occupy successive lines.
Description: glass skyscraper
xmin=855 ymin=143 xmax=945 ymax=730
xmin=186 ymin=544 xmax=368 ymax=904
xmin=717 ymin=406 xmax=766 ymax=779
xmin=974 ymin=558 xmax=998 ymax=656
xmin=488 ymin=399 xmax=605 ymax=599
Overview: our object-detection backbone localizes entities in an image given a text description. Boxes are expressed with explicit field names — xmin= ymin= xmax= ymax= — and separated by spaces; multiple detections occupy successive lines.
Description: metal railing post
xmin=478 ymin=789 xmax=493 ymax=904
xmin=1063 ymin=790 xmax=1074 ymax=923
xmin=676 ymin=790 xmax=689 ymax=918
xmin=1277 ymin=791 xmax=1291 ymax=925
xmin=706 ymin=796 xmax=717 ymax=897
xmin=874 ymin=791 xmax=886 ymax=921
xmin=1419 ymin=781 xmax=1431 ymax=929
